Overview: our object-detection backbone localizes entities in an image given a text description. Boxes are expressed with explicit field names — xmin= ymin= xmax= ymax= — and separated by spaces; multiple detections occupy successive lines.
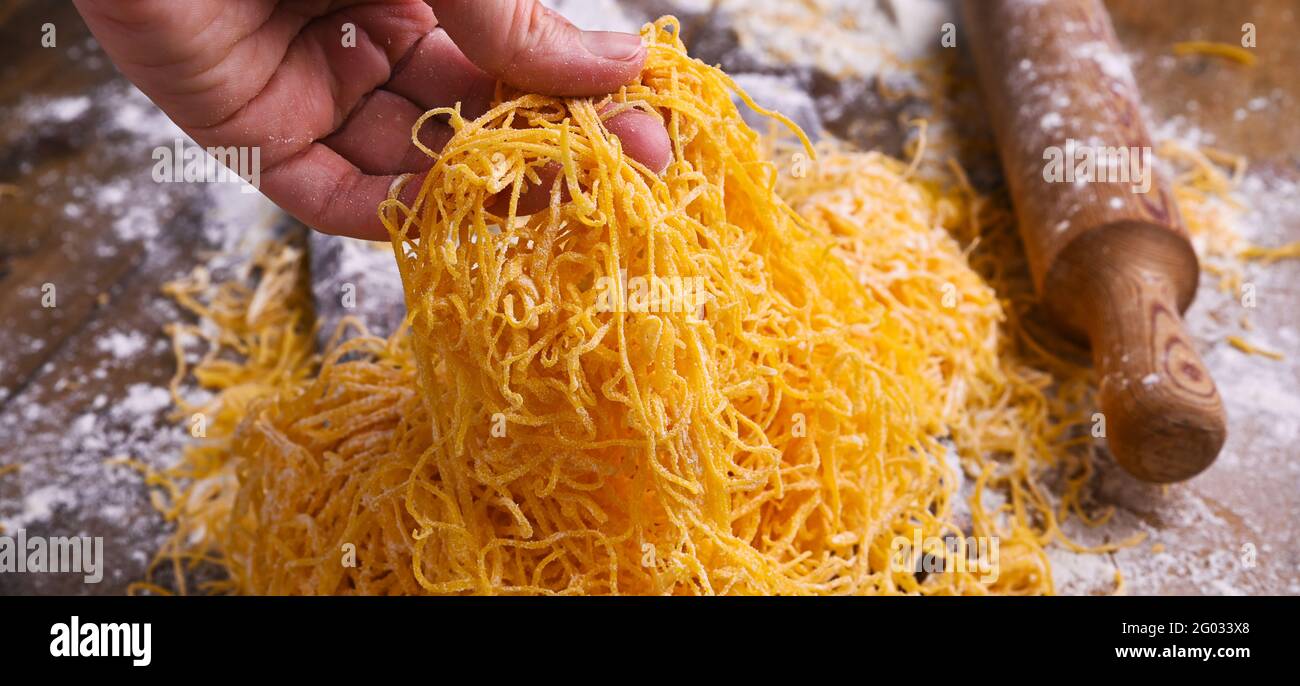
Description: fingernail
xmin=580 ymin=31 xmax=643 ymax=61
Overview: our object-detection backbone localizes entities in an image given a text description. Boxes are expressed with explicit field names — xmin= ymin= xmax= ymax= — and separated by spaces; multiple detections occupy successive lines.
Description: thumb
xmin=429 ymin=0 xmax=647 ymax=97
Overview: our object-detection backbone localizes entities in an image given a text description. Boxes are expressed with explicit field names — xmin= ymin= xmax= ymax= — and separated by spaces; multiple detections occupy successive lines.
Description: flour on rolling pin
xmin=979 ymin=0 xmax=1185 ymax=289
xmin=963 ymin=0 xmax=1227 ymax=483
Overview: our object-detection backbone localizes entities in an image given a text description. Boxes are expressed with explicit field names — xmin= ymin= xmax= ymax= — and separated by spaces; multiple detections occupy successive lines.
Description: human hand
xmin=73 ymin=0 xmax=672 ymax=240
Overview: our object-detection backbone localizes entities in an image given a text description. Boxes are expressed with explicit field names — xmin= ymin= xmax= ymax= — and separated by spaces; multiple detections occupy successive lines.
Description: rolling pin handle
xmin=1081 ymin=256 xmax=1227 ymax=482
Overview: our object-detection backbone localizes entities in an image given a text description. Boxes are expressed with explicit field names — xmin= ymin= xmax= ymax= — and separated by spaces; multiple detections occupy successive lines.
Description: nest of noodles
xmin=141 ymin=18 xmax=1136 ymax=595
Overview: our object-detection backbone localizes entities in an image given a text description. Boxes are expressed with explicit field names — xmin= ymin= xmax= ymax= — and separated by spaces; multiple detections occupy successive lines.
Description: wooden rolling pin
xmin=961 ymin=0 xmax=1226 ymax=482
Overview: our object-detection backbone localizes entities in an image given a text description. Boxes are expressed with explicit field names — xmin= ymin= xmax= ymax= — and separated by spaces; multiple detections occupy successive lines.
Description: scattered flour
xmin=95 ymin=330 xmax=148 ymax=359
xmin=1 ymin=71 xmax=280 ymax=593
xmin=17 ymin=95 xmax=93 ymax=124
xmin=119 ymin=384 xmax=172 ymax=417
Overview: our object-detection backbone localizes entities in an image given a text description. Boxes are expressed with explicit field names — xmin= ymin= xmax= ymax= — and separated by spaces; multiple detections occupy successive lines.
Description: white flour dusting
xmin=95 ymin=331 xmax=148 ymax=359
xmin=1 ymin=75 xmax=281 ymax=592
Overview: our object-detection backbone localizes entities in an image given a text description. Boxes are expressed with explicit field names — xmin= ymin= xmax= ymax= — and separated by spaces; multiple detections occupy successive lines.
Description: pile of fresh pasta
xmin=141 ymin=17 xmax=1238 ymax=596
